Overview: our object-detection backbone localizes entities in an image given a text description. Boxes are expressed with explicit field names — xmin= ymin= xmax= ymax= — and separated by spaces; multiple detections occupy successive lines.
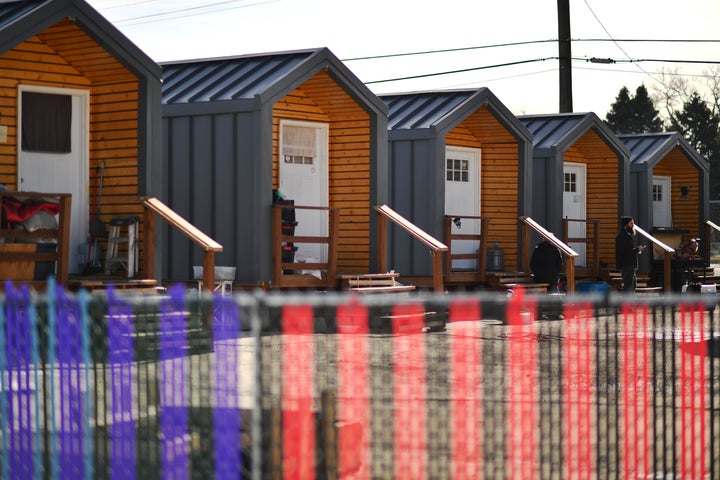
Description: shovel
xmin=83 ymin=160 xmax=106 ymax=274
xmin=90 ymin=159 xmax=107 ymax=238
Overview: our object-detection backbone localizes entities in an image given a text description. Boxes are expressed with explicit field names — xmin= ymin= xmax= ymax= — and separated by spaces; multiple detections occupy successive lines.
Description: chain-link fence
xmin=1 ymin=281 xmax=719 ymax=479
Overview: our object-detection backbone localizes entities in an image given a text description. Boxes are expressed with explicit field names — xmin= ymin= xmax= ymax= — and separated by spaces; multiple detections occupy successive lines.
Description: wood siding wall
xmin=446 ymin=107 xmax=520 ymax=269
xmin=565 ymin=129 xmax=621 ymax=267
xmin=272 ymin=69 xmax=371 ymax=273
xmin=0 ymin=20 xmax=141 ymax=253
xmin=654 ymin=149 xmax=700 ymax=237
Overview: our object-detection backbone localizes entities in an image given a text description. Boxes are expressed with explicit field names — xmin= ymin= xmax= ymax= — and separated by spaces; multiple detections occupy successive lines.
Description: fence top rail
xmin=634 ymin=224 xmax=675 ymax=253
xmin=142 ymin=197 xmax=222 ymax=252
xmin=520 ymin=216 xmax=578 ymax=258
xmin=375 ymin=204 xmax=448 ymax=252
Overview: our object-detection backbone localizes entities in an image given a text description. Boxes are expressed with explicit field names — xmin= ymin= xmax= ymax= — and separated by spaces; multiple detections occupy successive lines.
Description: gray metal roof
xmin=519 ymin=112 xmax=592 ymax=150
xmin=381 ymin=90 xmax=476 ymax=130
xmin=380 ymin=88 xmax=532 ymax=141
xmin=618 ymin=131 xmax=709 ymax=172
xmin=162 ymin=49 xmax=317 ymax=104
xmin=0 ymin=0 xmax=161 ymax=79
xmin=518 ymin=112 xmax=629 ymax=158
xmin=0 ymin=0 xmax=44 ymax=28
xmin=160 ymin=47 xmax=388 ymax=115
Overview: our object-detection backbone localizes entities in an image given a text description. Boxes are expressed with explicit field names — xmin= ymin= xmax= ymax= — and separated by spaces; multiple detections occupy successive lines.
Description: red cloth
xmin=2 ymin=197 xmax=61 ymax=224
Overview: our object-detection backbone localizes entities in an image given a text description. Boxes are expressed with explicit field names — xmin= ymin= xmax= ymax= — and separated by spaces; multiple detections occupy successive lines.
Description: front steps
xmin=485 ymin=272 xmax=550 ymax=293
xmin=338 ymin=272 xmax=416 ymax=294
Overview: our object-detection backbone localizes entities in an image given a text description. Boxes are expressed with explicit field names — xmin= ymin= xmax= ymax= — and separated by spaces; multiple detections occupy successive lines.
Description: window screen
xmin=21 ymin=91 xmax=72 ymax=153
xmin=282 ymin=125 xmax=316 ymax=165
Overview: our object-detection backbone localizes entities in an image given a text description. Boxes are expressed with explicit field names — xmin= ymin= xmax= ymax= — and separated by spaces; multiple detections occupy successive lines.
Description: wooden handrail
xmin=141 ymin=197 xmax=223 ymax=292
xmin=444 ymin=215 xmax=489 ymax=283
xmin=705 ymin=220 xmax=720 ymax=262
xmin=0 ymin=191 xmax=70 ymax=285
xmin=374 ymin=204 xmax=448 ymax=292
xmin=634 ymin=224 xmax=675 ymax=292
xmin=271 ymin=204 xmax=338 ymax=289
xmin=562 ymin=218 xmax=601 ymax=278
xmin=520 ymin=216 xmax=579 ymax=293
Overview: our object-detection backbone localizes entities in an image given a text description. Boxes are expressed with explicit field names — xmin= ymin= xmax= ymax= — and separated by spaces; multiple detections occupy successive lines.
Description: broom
xmin=84 ymin=160 xmax=107 ymax=273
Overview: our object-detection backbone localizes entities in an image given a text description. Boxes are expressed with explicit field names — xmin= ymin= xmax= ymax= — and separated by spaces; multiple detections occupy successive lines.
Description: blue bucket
xmin=575 ymin=282 xmax=610 ymax=294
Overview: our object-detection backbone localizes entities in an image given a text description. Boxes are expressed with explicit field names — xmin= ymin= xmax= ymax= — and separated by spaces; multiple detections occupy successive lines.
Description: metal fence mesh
xmin=1 ymin=282 xmax=719 ymax=479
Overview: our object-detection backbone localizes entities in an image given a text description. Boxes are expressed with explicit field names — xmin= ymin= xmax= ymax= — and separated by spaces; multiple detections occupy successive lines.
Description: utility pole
xmin=557 ymin=0 xmax=573 ymax=112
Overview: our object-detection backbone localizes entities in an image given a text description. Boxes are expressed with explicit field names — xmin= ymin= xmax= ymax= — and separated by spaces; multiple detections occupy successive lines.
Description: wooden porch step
xmin=503 ymin=282 xmax=550 ymax=294
xmin=485 ymin=271 xmax=535 ymax=289
xmin=338 ymin=273 xmax=416 ymax=293
xmin=68 ymin=278 xmax=160 ymax=293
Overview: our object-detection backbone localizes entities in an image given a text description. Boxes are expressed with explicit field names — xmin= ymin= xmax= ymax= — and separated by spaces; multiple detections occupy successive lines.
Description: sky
xmin=86 ymin=0 xmax=720 ymax=118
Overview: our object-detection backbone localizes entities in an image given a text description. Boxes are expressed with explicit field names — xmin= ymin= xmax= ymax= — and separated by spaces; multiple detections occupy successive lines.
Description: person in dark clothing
xmin=615 ymin=216 xmax=646 ymax=292
xmin=530 ymin=240 xmax=563 ymax=292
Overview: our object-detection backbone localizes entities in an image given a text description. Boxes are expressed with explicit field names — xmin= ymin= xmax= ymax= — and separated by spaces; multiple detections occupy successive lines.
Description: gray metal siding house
xmin=519 ymin=112 xmax=630 ymax=274
xmin=619 ymin=132 xmax=709 ymax=231
xmin=161 ymin=48 xmax=388 ymax=284
xmin=381 ymin=88 xmax=534 ymax=278
xmin=619 ymin=132 xmax=710 ymax=272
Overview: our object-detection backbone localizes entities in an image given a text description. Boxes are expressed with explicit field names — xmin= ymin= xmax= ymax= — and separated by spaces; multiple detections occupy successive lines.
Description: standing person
xmin=615 ymin=216 xmax=645 ymax=292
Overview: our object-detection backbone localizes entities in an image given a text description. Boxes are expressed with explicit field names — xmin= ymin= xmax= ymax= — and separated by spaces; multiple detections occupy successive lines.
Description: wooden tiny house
xmin=380 ymin=88 xmax=533 ymax=288
xmin=161 ymin=48 xmax=388 ymax=287
xmin=0 ymin=0 xmax=163 ymax=285
xmin=518 ymin=112 xmax=631 ymax=279
xmin=619 ymin=132 xmax=710 ymax=275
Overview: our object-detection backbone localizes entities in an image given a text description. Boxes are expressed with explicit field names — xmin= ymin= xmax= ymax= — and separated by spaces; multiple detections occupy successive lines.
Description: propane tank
xmin=486 ymin=241 xmax=504 ymax=272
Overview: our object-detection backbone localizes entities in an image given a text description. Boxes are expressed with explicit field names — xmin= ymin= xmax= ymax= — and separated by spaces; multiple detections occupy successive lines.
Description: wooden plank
xmin=141 ymin=197 xmax=222 ymax=252
xmin=374 ymin=205 xmax=448 ymax=251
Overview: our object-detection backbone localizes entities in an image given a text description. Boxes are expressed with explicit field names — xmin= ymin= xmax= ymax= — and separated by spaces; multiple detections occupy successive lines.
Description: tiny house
xmin=161 ymin=48 xmax=388 ymax=288
xmin=619 ymin=132 xmax=710 ymax=275
xmin=0 ymin=0 xmax=163 ymax=284
xmin=380 ymin=88 xmax=534 ymax=287
xmin=518 ymin=112 xmax=630 ymax=278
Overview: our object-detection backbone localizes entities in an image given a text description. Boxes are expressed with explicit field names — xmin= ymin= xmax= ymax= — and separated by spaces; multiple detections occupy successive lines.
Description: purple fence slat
xmin=107 ymin=290 xmax=136 ymax=480
xmin=160 ymin=285 xmax=189 ymax=480
xmin=56 ymin=289 xmax=87 ymax=479
xmin=5 ymin=284 xmax=36 ymax=480
xmin=213 ymin=294 xmax=242 ymax=479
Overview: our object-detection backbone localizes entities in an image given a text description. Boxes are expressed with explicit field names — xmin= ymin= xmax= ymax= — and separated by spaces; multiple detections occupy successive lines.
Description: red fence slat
xmin=282 ymin=304 xmax=316 ymax=479
xmin=449 ymin=299 xmax=483 ymax=478
xmin=392 ymin=303 xmax=427 ymax=479
xmin=337 ymin=299 xmax=370 ymax=479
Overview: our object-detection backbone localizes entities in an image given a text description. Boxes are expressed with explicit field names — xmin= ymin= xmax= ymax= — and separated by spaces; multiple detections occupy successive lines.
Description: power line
xmin=365 ymin=56 xmax=720 ymax=86
xmin=343 ymin=40 xmax=557 ymax=62
xmin=365 ymin=58 xmax=558 ymax=85
xmin=111 ymin=0 xmax=278 ymax=26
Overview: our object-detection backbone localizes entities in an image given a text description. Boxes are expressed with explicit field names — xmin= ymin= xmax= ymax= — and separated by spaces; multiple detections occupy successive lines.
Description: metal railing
xmin=1 ymin=281 xmax=719 ymax=479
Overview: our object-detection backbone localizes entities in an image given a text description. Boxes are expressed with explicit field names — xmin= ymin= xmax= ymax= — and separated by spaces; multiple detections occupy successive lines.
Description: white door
xmin=18 ymin=86 xmax=89 ymax=274
xmin=563 ymin=163 xmax=586 ymax=266
xmin=652 ymin=176 xmax=672 ymax=227
xmin=279 ymin=120 xmax=329 ymax=262
xmin=445 ymin=147 xmax=481 ymax=270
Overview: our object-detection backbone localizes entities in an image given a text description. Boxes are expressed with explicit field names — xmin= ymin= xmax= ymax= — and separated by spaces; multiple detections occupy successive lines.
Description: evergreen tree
xmin=671 ymin=93 xmax=720 ymax=198
xmin=605 ymin=84 xmax=664 ymax=134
